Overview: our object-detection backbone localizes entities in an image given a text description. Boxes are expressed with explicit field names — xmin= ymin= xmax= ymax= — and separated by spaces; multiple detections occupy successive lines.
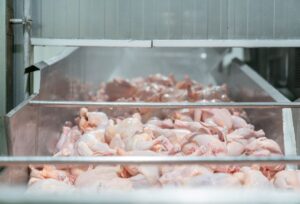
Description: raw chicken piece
xmin=201 ymin=85 xmax=228 ymax=101
xmin=79 ymin=108 xmax=108 ymax=132
xmin=55 ymin=126 xmax=82 ymax=156
xmin=69 ymin=166 xmax=90 ymax=179
xmin=228 ymin=128 xmax=265 ymax=142
xmin=190 ymin=134 xmax=227 ymax=155
xmin=234 ymin=167 xmax=272 ymax=188
xmin=105 ymin=78 xmax=137 ymax=101
xmin=151 ymin=136 xmax=175 ymax=153
xmin=56 ymin=126 xmax=71 ymax=151
xmin=231 ymin=115 xmax=249 ymax=129
xmin=187 ymin=84 xmax=228 ymax=101
xmin=86 ymin=128 xmax=106 ymax=143
xmin=110 ymin=133 xmax=125 ymax=149
xmin=202 ymin=109 xmax=233 ymax=130
xmin=188 ymin=134 xmax=235 ymax=173
xmin=244 ymin=137 xmax=284 ymax=177
xmin=75 ymin=165 xmax=132 ymax=191
xmin=245 ymin=137 xmax=282 ymax=155
xmin=114 ymin=113 xmax=143 ymax=139
xmin=273 ymin=170 xmax=300 ymax=190
xmin=122 ymin=127 xmax=173 ymax=152
xmin=159 ymin=165 xmax=213 ymax=186
xmin=175 ymin=75 xmax=193 ymax=89
xmin=186 ymin=173 xmax=241 ymax=187
xmin=27 ymin=179 xmax=75 ymax=194
xmin=226 ymin=127 xmax=265 ymax=157
xmin=199 ymin=121 xmax=228 ymax=142
xmin=147 ymin=118 xmax=174 ymax=129
xmin=174 ymin=120 xmax=210 ymax=134
xmin=29 ymin=165 xmax=73 ymax=185
xmin=227 ymin=140 xmax=245 ymax=156
xmin=144 ymin=74 xmax=176 ymax=88
xmin=86 ymin=111 xmax=109 ymax=129
xmin=193 ymin=109 xmax=202 ymax=122
xmin=130 ymin=174 xmax=154 ymax=188
xmin=172 ymin=109 xmax=194 ymax=122
xmin=117 ymin=149 xmax=161 ymax=184
xmin=181 ymin=142 xmax=199 ymax=155
xmin=145 ymin=124 xmax=191 ymax=153
xmin=75 ymin=132 xmax=116 ymax=156
xmin=124 ymin=132 xmax=153 ymax=151
xmin=75 ymin=165 xmax=119 ymax=187
xmin=105 ymin=119 xmax=116 ymax=143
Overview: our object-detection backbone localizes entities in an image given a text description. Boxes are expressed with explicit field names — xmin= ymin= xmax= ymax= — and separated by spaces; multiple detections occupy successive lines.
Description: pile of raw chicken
xmin=28 ymin=74 xmax=300 ymax=193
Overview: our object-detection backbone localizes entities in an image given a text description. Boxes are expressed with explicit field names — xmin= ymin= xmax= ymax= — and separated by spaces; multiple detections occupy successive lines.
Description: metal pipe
xmin=0 ymin=156 xmax=300 ymax=166
xmin=9 ymin=18 xmax=24 ymax=24
xmin=24 ymin=0 xmax=32 ymax=68
xmin=29 ymin=100 xmax=300 ymax=109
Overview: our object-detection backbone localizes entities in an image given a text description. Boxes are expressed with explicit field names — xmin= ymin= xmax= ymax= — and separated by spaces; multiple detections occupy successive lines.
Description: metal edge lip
xmin=43 ymin=47 xmax=79 ymax=66
xmin=6 ymin=94 xmax=37 ymax=118
xmin=153 ymin=39 xmax=300 ymax=48
xmin=1 ymin=156 xmax=300 ymax=166
xmin=238 ymin=62 xmax=289 ymax=102
xmin=31 ymin=38 xmax=152 ymax=48
xmin=28 ymin=100 xmax=300 ymax=108
xmin=1 ymin=188 xmax=299 ymax=203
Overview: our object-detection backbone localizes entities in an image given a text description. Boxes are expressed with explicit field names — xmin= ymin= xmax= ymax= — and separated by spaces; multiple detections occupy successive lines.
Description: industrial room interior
xmin=1 ymin=0 xmax=300 ymax=203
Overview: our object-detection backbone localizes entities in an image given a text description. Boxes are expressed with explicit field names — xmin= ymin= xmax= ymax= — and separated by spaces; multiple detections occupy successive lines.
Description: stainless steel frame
xmin=4 ymin=1 xmax=300 ymax=202
xmin=2 ymin=47 xmax=298 ymax=203
xmin=5 ymin=47 xmax=297 ymax=157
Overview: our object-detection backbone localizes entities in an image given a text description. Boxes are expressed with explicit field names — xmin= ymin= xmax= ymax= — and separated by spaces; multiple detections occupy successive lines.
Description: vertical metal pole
xmin=0 ymin=1 xmax=7 ymax=115
xmin=24 ymin=0 xmax=33 ymax=96
xmin=0 ymin=0 xmax=11 ymax=155
xmin=24 ymin=0 xmax=32 ymax=68
xmin=0 ymin=0 xmax=7 ymax=155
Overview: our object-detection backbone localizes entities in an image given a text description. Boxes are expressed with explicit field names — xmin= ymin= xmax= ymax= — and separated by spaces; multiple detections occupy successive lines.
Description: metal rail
xmin=0 ymin=156 xmax=300 ymax=166
xmin=31 ymin=38 xmax=152 ymax=48
xmin=31 ymin=38 xmax=300 ymax=48
xmin=153 ymin=39 xmax=300 ymax=48
xmin=29 ymin=100 xmax=300 ymax=109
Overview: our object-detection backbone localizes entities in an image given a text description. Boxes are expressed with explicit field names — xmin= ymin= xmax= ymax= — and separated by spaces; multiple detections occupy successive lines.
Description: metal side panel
xmin=5 ymin=95 xmax=38 ymax=156
xmin=22 ymin=48 xmax=295 ymax=156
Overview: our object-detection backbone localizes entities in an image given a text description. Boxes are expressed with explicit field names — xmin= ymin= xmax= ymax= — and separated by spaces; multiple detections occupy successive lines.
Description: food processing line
xmin=2 ymin=0 xmax=300 ymax=203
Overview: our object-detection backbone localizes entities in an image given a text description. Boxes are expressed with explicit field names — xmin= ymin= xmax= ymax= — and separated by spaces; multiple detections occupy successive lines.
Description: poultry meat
xmin=28 ymin=74 xmax=295 ymax=192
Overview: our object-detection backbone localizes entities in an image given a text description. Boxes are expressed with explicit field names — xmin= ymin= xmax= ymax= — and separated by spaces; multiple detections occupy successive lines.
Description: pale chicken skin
xmin=273 ymin=170 xmax=300 ymax=190
xmin=29 ymin=74 xmax=294 ymax=192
